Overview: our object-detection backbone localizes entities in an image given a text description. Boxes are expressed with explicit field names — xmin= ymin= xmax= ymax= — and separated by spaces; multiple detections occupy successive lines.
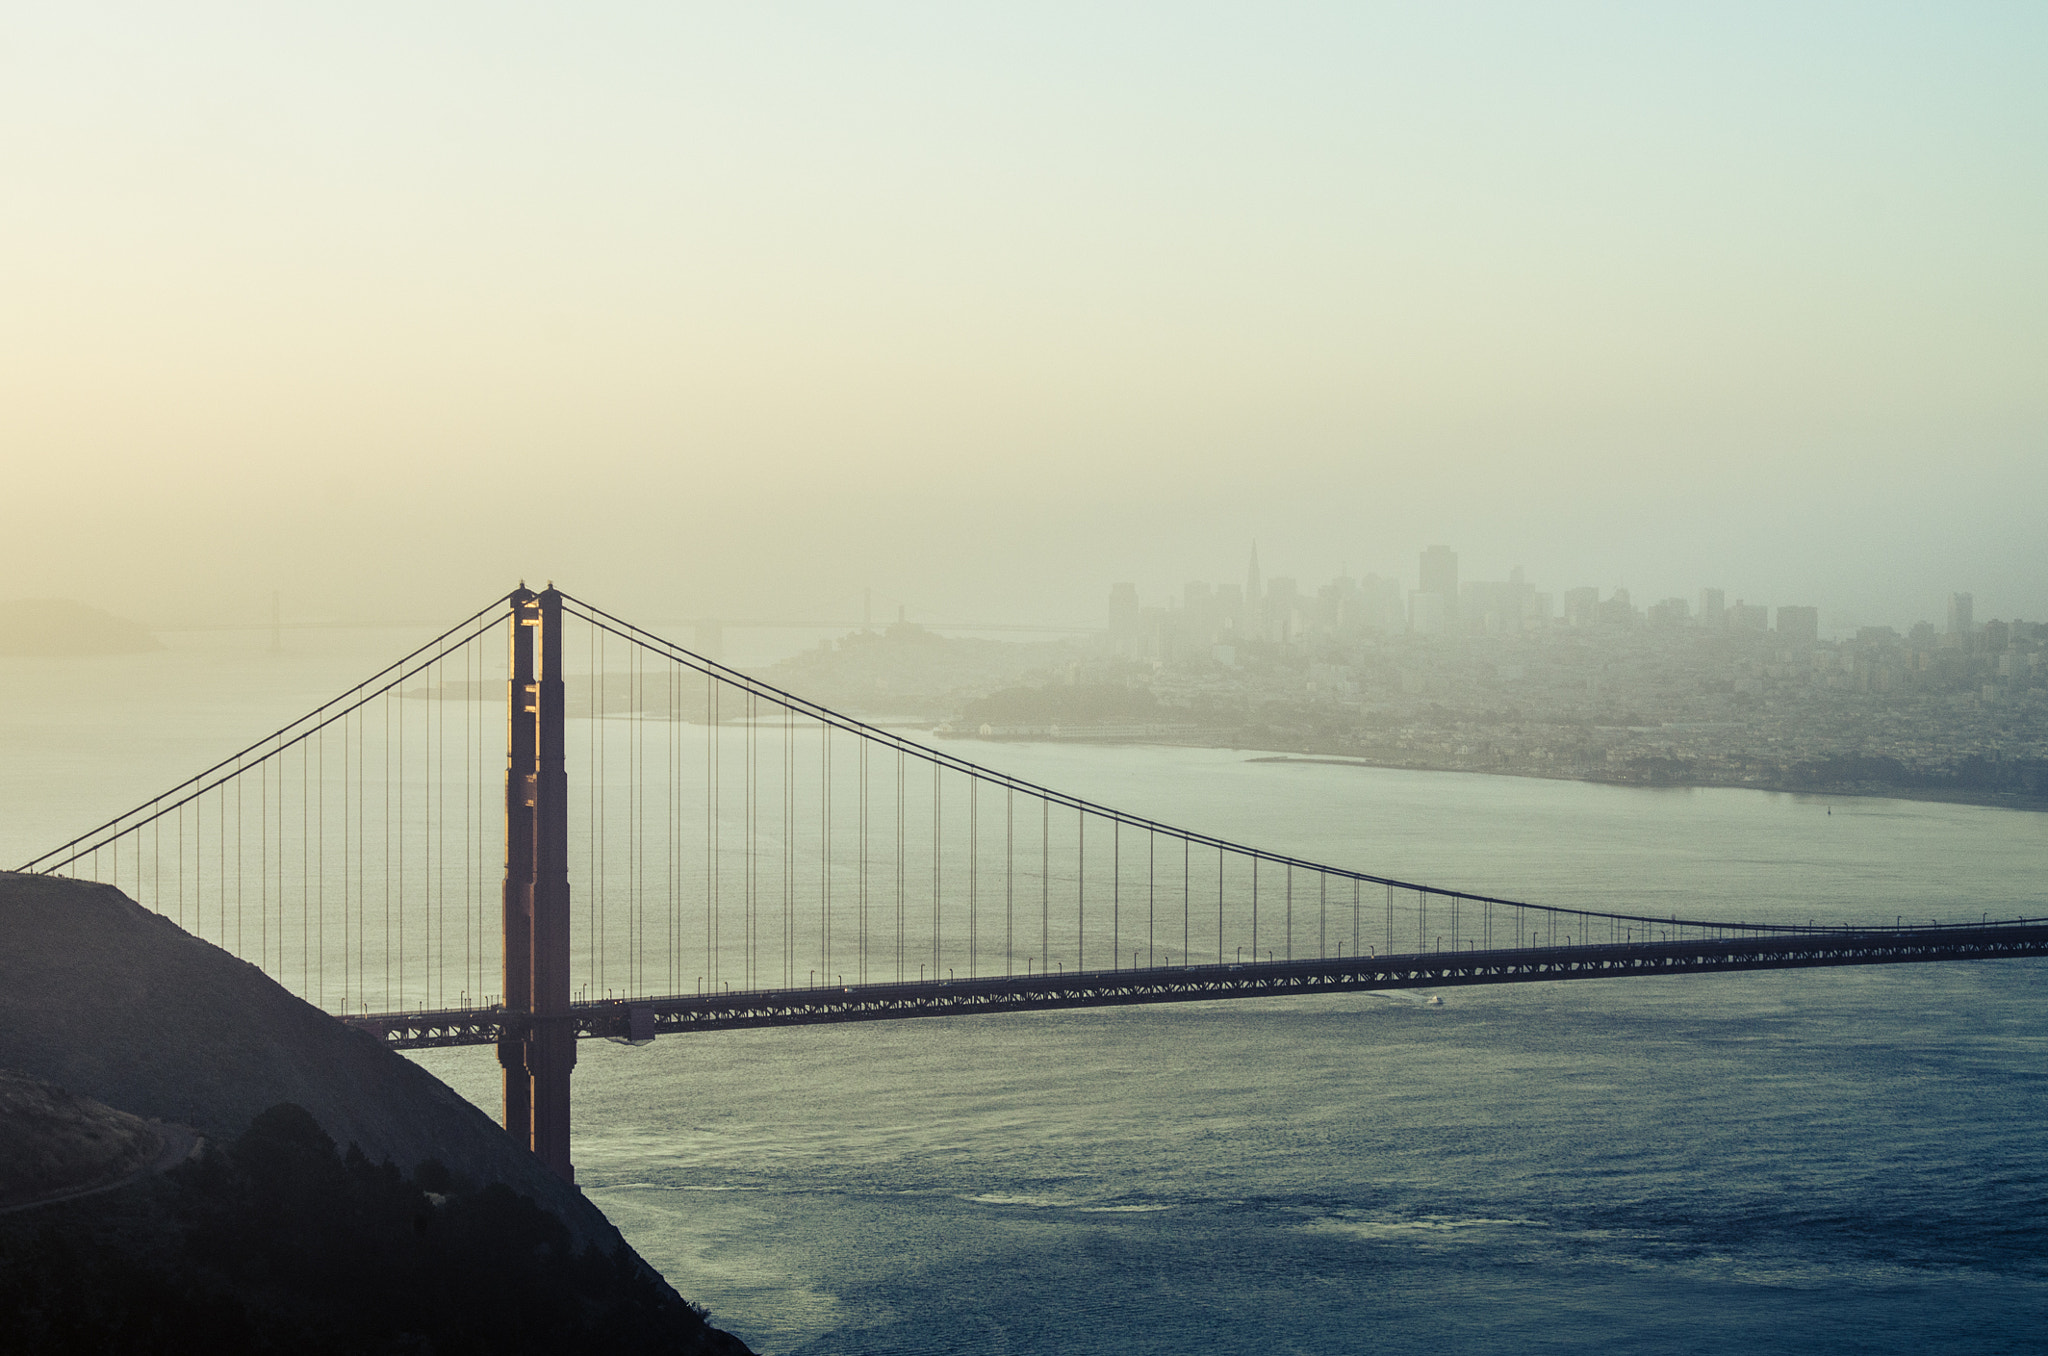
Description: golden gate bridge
xmin=22 ymin=586 xmax=2048 ymax=1185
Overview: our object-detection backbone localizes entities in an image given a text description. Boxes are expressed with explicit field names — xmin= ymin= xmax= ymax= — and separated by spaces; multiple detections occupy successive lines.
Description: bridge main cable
xmin=17 ymin=596 xmax=515 ymax=878
xmin=557 ymin=591 xmax=1827 ymax=940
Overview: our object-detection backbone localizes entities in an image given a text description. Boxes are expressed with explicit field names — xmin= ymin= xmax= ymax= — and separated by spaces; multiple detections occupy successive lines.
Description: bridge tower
xmin=500 ymin=585 xmax=575 ymax=1182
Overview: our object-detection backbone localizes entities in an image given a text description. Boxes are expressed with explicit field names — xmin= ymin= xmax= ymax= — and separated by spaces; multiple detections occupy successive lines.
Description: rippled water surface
xmin=415 ymin=741 xmax=2048 ymax=1355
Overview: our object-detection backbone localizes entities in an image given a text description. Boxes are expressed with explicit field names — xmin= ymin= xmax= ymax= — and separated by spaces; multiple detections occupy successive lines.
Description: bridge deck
xmin=346 ymin=924 xmax=2048 ymax=1049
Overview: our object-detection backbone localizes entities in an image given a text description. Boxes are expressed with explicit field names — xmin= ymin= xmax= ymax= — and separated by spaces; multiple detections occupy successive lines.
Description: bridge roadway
xmin=345 ymin=922 xmax=2048 ymax=1050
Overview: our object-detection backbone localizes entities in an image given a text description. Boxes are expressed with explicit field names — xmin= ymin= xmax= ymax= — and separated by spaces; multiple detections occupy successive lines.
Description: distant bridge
xmin=26 ymin=587 xmax=2045 ymax=1184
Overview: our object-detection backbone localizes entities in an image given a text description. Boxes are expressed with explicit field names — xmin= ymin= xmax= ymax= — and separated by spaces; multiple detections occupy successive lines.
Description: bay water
xmin=6 ymin=628 xmax=2045 ymax=1353
xmin=426 ymin=743 xmax=2048 ymax=1355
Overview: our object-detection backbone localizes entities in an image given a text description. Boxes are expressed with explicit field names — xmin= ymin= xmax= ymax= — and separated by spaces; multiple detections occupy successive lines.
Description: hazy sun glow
xmin=3 ymin=2 xmax=2043 ymax=629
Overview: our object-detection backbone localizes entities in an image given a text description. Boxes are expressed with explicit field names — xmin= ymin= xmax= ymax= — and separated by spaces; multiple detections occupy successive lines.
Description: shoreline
xmin=945 ymin=729 xmax=2048 ymax=814
xmin=1235 ymin=753 xmax=2048 ymax=813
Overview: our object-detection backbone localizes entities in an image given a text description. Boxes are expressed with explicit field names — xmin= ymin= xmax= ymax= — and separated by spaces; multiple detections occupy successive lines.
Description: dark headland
xmin=0 ymin=871 xmax=753 ymax=1354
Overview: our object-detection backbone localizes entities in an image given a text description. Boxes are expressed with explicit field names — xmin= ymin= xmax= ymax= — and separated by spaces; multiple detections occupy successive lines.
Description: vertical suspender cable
xmin=277 ymin=746 xmax=283 ymax=985
xmin=822 ymin=721 xmax=831 ymax=983
xmin=1183 ymin=837 xmax=1190 ymax=967
xmin=670 ymin=664 xmax=679 ymax=994
xmin=968 ymin=778 xmax=977 ymax=977
xmin=1285 ymin=864 xmax=1293 ymax=963
xmin=344 ymin=708 xmax=352 ymax=1008
xmin=480 ymin=636 xmax=489 ymax=1003
xmin=465 ymin=643 xmax=472 ymax=1005
xmin=858 ymin=737 xmax=868 ymax=984
xmin=381 ymin=697 xmax=389 ymax=1007
xmin=357 ymin=700 xmax=366 ymax=1011
xmin=398 ymin=675 xmax=404 ymax=1005
xmin=598 ymin=627 xmax=608 ymax=992
xmin=238 ymin=751 xmax=246 ymax=967
xmin=435 ymin=652 xmax=444 ymax=1006
xmin=589 ymin=621 xmax=597 ymax=996
xmin=784 ymin=701 xmax=794 ymax=986
xmin=679 ymin=663 xmax=688 ymax=995
xmin=1005 ymin=784 xmax=1013 ymax=976
xmin=1041 ymin=798 xmax=1049 ymax=973
xmin=709 ymin=674 xmax=719 ymax=988
xmin=746 ymin=691 xmax=756 ymax=990
xmin=303 ymin=728 xmax=310 ymax=999
xmin=895 ymin=746 xmax=904 ymax=981
xmin=641 ymin=649 xmax=649 ymax=991
xmin=634 ymin=644 xmax=643 ymax=992
xmin=260 ymin=760 xmax=268 ymax=977
xmin=1077 ymin=808 xmax=1085 ymax=973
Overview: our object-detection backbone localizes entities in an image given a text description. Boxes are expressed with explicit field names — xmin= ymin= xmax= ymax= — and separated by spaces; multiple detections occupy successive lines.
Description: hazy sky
xmin=4 ymin=2 xmax=2043 ymax=633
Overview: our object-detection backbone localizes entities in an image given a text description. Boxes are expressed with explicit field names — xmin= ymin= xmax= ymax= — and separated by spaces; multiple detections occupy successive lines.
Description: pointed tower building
xmin=1245 ymin=542 xmax=1264 ymax=633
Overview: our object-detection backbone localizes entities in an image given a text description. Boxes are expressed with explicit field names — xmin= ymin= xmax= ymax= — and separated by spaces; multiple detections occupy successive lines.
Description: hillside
xmin=0 ymin=1072 xmax=171 ymax=1211
xmin=0 ymin=1087 xmax=750 ymax=1354
xmin=0 ymin=872 xmax=751 ymax=1351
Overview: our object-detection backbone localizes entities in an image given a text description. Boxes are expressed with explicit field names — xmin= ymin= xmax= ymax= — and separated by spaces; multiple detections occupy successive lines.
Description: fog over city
xmin=3 ymin=5 xmax=2043 ymax=632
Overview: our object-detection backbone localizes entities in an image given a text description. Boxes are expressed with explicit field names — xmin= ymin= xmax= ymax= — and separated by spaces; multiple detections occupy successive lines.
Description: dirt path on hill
xmin=0 ymin=1121 xmax=202 ymax=1217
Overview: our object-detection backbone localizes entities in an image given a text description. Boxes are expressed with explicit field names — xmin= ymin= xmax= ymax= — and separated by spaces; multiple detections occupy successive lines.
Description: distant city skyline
xmin=1105 ymin=542 xmax=2021 ymax=644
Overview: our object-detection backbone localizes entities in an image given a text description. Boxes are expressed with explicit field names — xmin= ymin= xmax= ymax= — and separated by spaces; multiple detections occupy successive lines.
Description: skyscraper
xmin=1245 ymin=543 xmax=1264 ymax=632
xmin=1108 ymin=582 xmax=1142 ymax=657
xmin=1418 ymin=544 xmax=1458 ymax=629
xmin=1948 ymin=592 xmax=1974 ymax=636
xmin=1108 ymin=582 xmax=1140 ymax=633
xmin=1419 ymin=544 xmax=1457 ymax=599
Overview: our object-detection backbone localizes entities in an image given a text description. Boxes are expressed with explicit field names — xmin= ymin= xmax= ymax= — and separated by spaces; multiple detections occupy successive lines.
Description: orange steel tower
xmin=500 ymin=585 xmax=575 ymax=1182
